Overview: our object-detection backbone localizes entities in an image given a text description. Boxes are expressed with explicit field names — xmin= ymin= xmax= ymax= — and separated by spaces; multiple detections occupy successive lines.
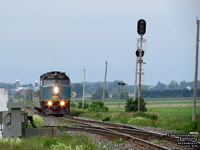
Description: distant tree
xmin=120 ymin=91 xmax=129 ymax=99
xmin=112 ymin=91 xmax=129 ymax=99
xmin=0 ymin=83 xmax=15 ymax=89
xmin=89 ymin=100 xmax=109 ymax=112
xmin=14 ymin=92 xmax=23 ymax=99
xmin=71 ymin=83 xmax=83 ymax=98
xmin=125 ymin=97 xmax=147 ymax=112
xmin=78 ymin=101 xmax=89 ymax=109
xmin=25 ymin=89 xmax=33 ymax=101
xmin=91 ymin=87 xmax=109 ymax=99
xmin=179 ymin=81 xmax=187 ymax=89
xmin=112 ymin=93 xmax=118 ymax=99
xmin=22 ymin=84 xmax=33 ymax=88
xmin=168 ymin=80 xmax=179 ymax=89
xmin=155 ymin=81 xmax=167 ymax=90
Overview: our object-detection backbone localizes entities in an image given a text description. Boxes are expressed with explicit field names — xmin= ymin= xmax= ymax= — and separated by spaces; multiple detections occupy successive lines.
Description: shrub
xmin=50 ymin=143 xmax=68 ymax=150
xmin=127 ymin=117 xmax=154 ymax=126
xmin=78 ymin=101 xmax=89 ymax=109
xmin=183 ymin=120 xmax=200 ymax=134
xmin=125 ymin=97 xmax=147 ymax=112
xmin=89 ymin=100 xmax=109 ymax=112
xmin=27 ymin=115 xmax=43 ymax=128
xmin=44 ymin=138 xmax=58 ymax=148
xmin=134 ymin=112 xmax=159 ymax=120
xmin=70 ymin=102 xmax=76 ymax=108
xmin=102 ymin=116 xmax=110 ymax=121
xmin=0 ymin=137 xmax=22 ymax=145
xmin=32 ymin=115 xmax=44 ymax=127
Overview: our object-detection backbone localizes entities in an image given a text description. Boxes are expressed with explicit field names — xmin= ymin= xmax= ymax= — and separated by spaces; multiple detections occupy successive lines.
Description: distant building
xmin=148 ymin=86 xmax=155 ymax=90
xmin=186 ymin=86 xmax=192 ymax=91
xmin=35 ymin=80 xmax=38 ymax=87
xmin=14 ymin=79 xmax=29 ymax=92
xmin=0 ymin=88 xmax=8 ymax=111
xmin=16 ymin=79 xmax=20 ymax=89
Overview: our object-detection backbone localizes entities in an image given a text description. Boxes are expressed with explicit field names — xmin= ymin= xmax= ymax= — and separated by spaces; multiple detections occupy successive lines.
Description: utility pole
xmin=82 ymin=69 xmax=85 ymax=108
xmin=118 ymin=82 xmax=125 ymax=112
xmin=192 ymin=18 xmax=199 ymax=120
xmin=102 ymin=61 xmax=108 ymax=103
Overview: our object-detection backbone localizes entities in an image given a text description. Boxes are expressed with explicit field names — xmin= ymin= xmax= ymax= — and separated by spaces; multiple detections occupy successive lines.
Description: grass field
xmin=22 ymin=97 xmax=200 ymax=140
xmin=71 ymin=97 xmax=200 ymax=110
xmin=71 ymin=97 xmax=200 ymax=106
xmin=70 ymin=97 xmax=200 ymax=137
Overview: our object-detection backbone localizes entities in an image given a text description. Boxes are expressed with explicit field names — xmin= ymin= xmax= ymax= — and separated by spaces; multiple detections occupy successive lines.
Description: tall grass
xmin=80 ymin=106 xmax=200 ymax=135
xmin=0 ymin=134 xmax=97 ymax=150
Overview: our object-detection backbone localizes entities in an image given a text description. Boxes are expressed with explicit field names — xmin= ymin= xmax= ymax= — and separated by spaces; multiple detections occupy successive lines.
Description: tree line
xmin=71 ymin=80 xmax=200 ymax=98
xmin=1 ymin=80 xmax=200 ymax=99
xmin=141 ymin=89 xmax=200 ymax=98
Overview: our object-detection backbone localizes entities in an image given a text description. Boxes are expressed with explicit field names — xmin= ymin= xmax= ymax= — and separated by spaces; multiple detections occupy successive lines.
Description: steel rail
xmin=63 ymin=115 xmax=176 ymax=141
xmin=24 ymin=106 xmax=180 ymax=149
xmin=43 ymin=125 xmax=171 ymax=150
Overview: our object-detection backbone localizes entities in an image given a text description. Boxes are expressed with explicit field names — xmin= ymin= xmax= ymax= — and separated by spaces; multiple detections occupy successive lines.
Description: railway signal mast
xmin=118 ymin=82 xmax=125 ymax=112
xmin=137 ymin=19 xmax=146 ymax=112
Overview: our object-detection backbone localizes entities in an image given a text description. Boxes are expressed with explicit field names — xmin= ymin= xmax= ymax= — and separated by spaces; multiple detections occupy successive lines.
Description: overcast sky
xmin=0 ymin=0 xmax=199 ymax=85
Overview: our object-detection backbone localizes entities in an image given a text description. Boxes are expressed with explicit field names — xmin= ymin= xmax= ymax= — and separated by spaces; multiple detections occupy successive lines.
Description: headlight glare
xmin=54 ymin=86 xmax=59 ymax=95
xmin=60 ymin=101 xmax=65 ymax=106
xmin=48 ymin=101 xmax=52 ymax=106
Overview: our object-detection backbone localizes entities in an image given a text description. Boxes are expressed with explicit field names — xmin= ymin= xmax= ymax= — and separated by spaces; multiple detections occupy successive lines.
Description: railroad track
xmin=25 ymin=105 xmax=196 ymax=150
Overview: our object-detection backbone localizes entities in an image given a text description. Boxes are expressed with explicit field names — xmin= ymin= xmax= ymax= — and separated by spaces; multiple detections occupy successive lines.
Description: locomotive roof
xmin=40 ymin=71 xmax=69 ymax=80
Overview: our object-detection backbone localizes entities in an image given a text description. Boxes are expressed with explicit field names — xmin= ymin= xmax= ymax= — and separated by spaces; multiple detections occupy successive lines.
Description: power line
xmin=164 ymin=21 xmax=195 ymax=52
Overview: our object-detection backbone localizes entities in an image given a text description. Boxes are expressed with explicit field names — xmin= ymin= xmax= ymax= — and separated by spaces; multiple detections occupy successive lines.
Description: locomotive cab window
xmin=43 ymin=79 xmax=69 ymax=86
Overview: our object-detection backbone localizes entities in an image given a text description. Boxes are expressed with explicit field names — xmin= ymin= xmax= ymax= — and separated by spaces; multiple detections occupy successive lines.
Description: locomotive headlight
xmin=53 ymin=86 xmax=59 ymax=95
xmin=48 ymin=101 xmax=52 ymax=106
xmin=60 ymin=101 xmax=65 ymax=106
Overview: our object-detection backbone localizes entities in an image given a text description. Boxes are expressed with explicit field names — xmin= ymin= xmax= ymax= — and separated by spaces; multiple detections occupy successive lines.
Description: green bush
xmin=0 ymin=137 xmax=22 ymax=146
xmin=50 ymin=143 xmax=68 ymax=150
xmin=44 ymin=138 xmax=58 ymax=148
xmin=183 ymin=120 xmax=200 ymax=133
xmin=89 ymin=100 xmax=109 ymax=112
xmin=78 ymin=101 xmax=89 ymax=109
xmin=27 ymin=115 xmax=43 ymax=128
xmin=70 ymin=102 xmax=76 ymax=108
xmin=102 ymin=116 xmax=110 ymax=121
xmin=125 ymin=97 xmax=147 ymax=112
xmin=127 ymin=117 xmax=155 ymax=126
xmin=33 ymin=115 xmax=44 ymax=127
xmin=134 ymin=112 xmax=159 ymax=120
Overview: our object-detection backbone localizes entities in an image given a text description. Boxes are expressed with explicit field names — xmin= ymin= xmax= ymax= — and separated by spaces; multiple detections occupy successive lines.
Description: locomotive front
xmin=39 ymin=71 xmax=71 ymax=115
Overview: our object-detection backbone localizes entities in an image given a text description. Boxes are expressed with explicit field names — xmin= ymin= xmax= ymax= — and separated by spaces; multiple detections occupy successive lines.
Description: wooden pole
xmin=82 ymin=69 xmax=85 ymax=108
xmin=192 ymin=18 xmax=199 ymax=120
xmin=102 ymin=61 xmax=108 ymax=103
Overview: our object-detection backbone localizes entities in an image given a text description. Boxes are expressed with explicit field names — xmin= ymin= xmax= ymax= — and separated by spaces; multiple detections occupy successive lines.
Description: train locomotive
xmin=33 ymin=71 xmax=71 ymax=115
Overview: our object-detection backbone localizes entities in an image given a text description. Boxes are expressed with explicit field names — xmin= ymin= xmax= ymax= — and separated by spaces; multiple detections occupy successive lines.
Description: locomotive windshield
xmin=43 ymin=79 xmax=69 ymax=86
xmin=40 ymin=71 xmax=70 ymax=86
